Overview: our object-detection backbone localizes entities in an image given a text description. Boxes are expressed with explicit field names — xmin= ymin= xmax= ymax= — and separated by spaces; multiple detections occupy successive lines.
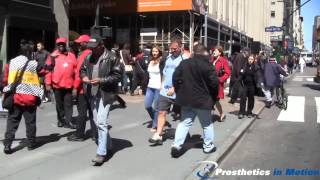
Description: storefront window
xmin=208 ymin=29 xmax=218 ymax=39
xmin=207 ymin=38 xmax=218 ymax=48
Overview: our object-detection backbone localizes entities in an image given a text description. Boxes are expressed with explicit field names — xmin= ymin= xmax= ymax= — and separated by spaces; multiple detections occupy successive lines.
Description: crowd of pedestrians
xmin=2 ymin=34 xmax=295 ymax=165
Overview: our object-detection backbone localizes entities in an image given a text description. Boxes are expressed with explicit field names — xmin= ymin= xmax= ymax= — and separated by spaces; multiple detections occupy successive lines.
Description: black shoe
xmin=3 ymin=144 xmax=12 ymax=154
xmin=67 ymin=134 xmax=85 ymax=142
xmin=119 ymin=103 xmax=126 ymax=108
xmin=203 ymin=146 xmax=217 ymax=154
xmin=92 ymin=154 xmax=106 ymax=166
xmin=57 ymin=121 xmax=64 ymax=128
xmin=247 ymin=113 xmax=253 ymax=118
xmin=171 ymin=147 xmax=183 ymax=158
xmin=228 ymin=99 xmax=235 ymax=104
xmin=266 ymin=101 xmax=272 ymax=108
xmin=64 ymin=122 xmax=77 ymax=129
xmin=171 ymin=113 xmax=181 ymax=120
xmin=27 ymin=142 xmax=38 ymax=151
xmin=238 ymin=114 xmax=244 ymax=119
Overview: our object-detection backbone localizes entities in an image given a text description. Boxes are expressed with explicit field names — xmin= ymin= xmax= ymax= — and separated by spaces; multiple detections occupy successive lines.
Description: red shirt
xmin=74 ymin=49 xmax=92 ymax=94
xmin=45 ymin=50 xmax=77 ymax=89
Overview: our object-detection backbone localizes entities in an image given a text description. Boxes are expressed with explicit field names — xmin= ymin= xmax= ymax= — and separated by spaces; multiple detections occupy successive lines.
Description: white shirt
xmin=299 ymin=57 xmax=306 ymax=65
xmin=147 ymin=62 xmax=161 ymax=89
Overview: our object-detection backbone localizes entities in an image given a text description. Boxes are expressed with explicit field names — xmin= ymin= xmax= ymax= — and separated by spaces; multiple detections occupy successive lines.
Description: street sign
xmin=265 ymin=26 xmax=283 ymax=32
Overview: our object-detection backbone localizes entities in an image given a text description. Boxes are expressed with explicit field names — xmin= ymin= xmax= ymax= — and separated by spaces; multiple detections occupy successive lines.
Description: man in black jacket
xmin=229 ymin=47 xmax=250 ymax=104
xmin=80 ymin=37 xmax=122 ymax=165
xmin=171 ymin=44 xmax=219 ymax=157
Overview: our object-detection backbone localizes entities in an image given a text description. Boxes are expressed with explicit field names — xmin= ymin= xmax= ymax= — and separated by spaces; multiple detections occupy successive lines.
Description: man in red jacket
xmin=68 ymin=35 xmax=97 ymax=141
xmin=45 ymin=37 xmax=77 ymax=129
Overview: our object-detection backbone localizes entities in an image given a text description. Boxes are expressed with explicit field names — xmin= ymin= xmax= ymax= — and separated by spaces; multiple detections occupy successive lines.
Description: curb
xmin=185 ymin=104 xmax=265 ymax=180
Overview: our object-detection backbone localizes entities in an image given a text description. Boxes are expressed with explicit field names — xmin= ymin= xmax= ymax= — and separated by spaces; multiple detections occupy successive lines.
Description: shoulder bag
xmin=2 ymin=60 xmax=30 ymax=110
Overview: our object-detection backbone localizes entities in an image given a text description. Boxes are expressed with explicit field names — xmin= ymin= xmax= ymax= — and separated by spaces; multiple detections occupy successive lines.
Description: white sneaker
xmin=148 ymin=133 xmax=163 ymax=145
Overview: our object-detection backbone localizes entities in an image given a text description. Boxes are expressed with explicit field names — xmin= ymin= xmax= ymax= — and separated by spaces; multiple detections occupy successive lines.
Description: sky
xmin=301 ymin=0 xmax=320 ymax=51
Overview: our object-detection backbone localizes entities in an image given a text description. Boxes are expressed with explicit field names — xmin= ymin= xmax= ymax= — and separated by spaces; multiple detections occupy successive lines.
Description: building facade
xmin=268 ymin=0 xmax=284 ymax=46
xmin=69 ymin=0 xmax=258 ymax=55
xmin=313 ymin=16 xmax=320 ymax=55
xmin=0 ymin=0 xmax=57 ymax=70
xmin=292 ymin=0 xmax=304 ymax=49
xmin=68 ymin=0 xmax=301 ymax=55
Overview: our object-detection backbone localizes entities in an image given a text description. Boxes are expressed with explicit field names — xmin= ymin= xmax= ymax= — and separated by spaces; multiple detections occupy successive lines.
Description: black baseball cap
xmin=87 ymin=36 xmax=104 ymax=48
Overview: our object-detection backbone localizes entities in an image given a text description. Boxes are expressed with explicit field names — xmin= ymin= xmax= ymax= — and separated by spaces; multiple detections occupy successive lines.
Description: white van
xmin=300 ymin=52 xmax=313 ymax=66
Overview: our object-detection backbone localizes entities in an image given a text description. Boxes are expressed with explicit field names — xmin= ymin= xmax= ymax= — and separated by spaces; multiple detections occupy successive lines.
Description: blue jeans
xmin=122 ymin=71 xmax=133 ymax=91
xmin=89 ymin=96 xmax=112 ymax=156
xmin=144 ymin=87 xmax=160 ymax=129
xmin=173 ymin=107 xmax=215 ymax=152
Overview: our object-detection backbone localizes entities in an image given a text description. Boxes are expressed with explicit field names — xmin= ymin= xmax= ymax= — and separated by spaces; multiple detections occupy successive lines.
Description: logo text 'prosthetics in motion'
xmin=195 ymin=161 xmax=320 ymax=179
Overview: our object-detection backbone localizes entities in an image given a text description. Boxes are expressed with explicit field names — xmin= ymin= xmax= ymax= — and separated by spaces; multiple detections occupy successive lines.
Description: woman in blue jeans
xmin=144 ymin=45 xmax=162 ymax=132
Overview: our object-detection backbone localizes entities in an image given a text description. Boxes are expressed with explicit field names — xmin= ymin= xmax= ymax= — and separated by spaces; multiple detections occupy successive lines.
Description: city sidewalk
xmin=0 ymin=92 xmax=264 ymax=180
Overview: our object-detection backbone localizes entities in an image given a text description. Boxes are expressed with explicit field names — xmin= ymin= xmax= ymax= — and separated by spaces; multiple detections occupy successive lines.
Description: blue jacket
xmin=264 ymin=62 xmax=287 ymax=87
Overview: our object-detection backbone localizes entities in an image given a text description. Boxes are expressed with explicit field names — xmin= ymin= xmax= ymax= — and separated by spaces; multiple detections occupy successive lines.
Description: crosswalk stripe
xmin=277 ymin=96 xmax=305 ymax=122
xmin=314 ymin=97 xmax=320 ymax=124
xmin=306 ymin=78 xmax=314 ymax=82
xmin=292 ymin=78 xmax=303 ymax=81
xmin=295 ymin=76 xmax=314 ymax=78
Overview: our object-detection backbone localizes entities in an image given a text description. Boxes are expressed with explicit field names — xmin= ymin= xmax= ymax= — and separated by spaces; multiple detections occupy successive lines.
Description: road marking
xmin=295 ymin=76 xmax=315 ymax=78
xmin=277 ymin=96 xmax=305 ymax=122
xmin=306 ymin=78 xmax=314 ymax=82
xmin=315 ymin=97 xmax=320 ymax=124
xmin=292 ymin=78 xmax=303 ymax=81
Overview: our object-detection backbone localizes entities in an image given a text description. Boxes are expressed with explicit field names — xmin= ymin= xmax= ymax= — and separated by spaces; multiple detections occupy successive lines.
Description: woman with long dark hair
xmin=144 ymin=45 xmax=162 ymax=132
xmin=238 ymin=54 xmax=261 ymax=119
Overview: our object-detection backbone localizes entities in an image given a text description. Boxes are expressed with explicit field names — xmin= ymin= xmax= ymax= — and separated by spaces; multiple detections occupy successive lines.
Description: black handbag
xmin=2 ymin=60 xmax=30 ymax=110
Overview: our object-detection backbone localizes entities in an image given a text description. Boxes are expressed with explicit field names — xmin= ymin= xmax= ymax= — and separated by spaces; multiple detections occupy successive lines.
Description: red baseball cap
xmin=56 ymin=37 xmax=67 ymax=44
xmin=75 ymin=35 xmax=91 ymax=43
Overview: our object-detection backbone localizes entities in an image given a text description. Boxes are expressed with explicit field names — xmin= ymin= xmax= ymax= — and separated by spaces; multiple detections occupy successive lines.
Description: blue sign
xmin=265 ymin=26 xmax=283 ymax=32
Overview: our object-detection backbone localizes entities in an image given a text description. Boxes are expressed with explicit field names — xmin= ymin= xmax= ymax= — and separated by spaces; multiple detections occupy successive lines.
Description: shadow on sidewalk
xmin=142 ymin=120 xmax=172 ymax=129
xmin=170 ymin=134 xmax=204 ymax=158
xmin=229 ymin=110 xmax=240 ymax=116
xmin=0 ymin=131 xmax=74 ymax=153
xmin=302 ymin=84 xmax=320 ymax=91
xmin=105 ymin=138 xmax=133 ymax=161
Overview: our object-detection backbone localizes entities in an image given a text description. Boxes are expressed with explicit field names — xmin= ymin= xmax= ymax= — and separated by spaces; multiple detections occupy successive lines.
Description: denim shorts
xmin=158 ymin=95 xmax=175 ymax=111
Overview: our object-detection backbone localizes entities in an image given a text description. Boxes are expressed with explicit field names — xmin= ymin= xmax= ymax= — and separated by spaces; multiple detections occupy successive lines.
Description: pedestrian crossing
xmin=292 ymin=76 xmax=315 ymax=82
xmin=276 ymin=96 xmax=320 ymax=124
xmin=314 ymin=97 xmax=320 ymax=124
xmin=277 ymin=96 xmax=305 ymax=122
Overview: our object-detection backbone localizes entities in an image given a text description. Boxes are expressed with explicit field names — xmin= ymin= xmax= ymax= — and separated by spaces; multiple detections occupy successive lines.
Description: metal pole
xmin=217 ymin=23 xmax=220 ymax=46
xmin=204 ymin=7 xmax=208 ymax=47
xmin=182 ymin=14 xmax=185 ymax=44
xmin=94 ymin=3 xmax=100 ymax=26
xmin=189 ymin=11 xmax=194 ymax=52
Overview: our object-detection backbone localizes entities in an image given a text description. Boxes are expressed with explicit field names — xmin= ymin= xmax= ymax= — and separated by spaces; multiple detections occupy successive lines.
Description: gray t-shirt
xmin=91 ymin=50 xmax=108 ymax=96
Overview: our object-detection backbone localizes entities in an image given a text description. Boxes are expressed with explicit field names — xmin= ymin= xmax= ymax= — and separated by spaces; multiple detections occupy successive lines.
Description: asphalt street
xmin=0 ymin=86 xmax=263 ymax=180
xmin=214 ymin=67 xmax=320 ymax=180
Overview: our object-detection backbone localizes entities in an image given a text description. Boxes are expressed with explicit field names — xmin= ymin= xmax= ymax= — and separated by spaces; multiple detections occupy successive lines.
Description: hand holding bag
xmin=2 ymin=60 xmax=30 ymax=110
